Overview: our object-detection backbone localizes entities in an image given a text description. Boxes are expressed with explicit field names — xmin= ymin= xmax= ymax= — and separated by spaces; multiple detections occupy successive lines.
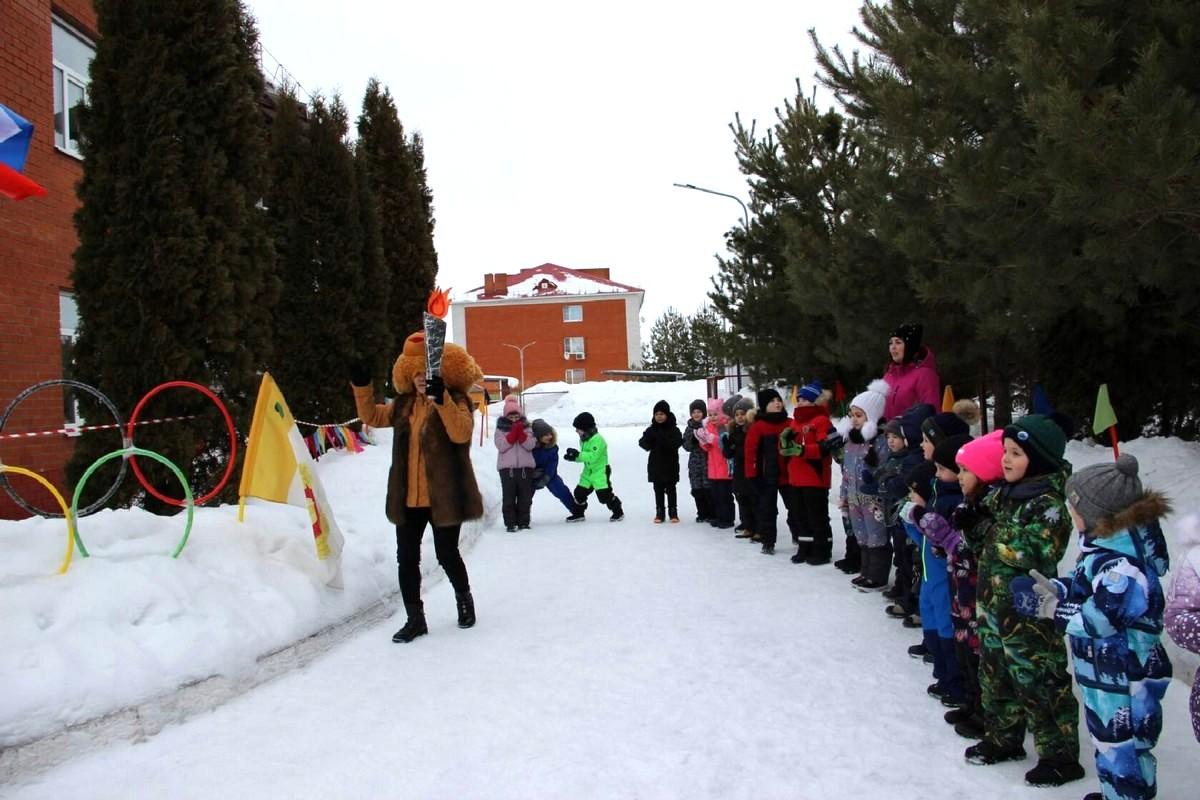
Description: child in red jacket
xmin=779 ymin=380 xmax=836 ymax=564
xmin=745 ymin=388 xmax=791 ymax=555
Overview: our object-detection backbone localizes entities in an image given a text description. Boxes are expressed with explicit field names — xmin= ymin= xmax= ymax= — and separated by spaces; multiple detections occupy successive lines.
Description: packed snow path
xmin=8 ymin=426 xmax=1194 ymax=799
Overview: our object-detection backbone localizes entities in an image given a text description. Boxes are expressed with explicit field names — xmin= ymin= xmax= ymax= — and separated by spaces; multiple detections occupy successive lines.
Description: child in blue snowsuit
xmin=1012 ymin=454 xmax=1172 ymax=800
xmin=903 ymin=439 xmax=969 ymax=707
xmin=530 ymin=419 xmax=581 ymax=517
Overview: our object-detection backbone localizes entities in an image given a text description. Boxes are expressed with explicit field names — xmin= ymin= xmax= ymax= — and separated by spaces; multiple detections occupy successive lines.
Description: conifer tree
xmin=644 ymin=309 xmax=693 ymax=376
xmin=70 ymin=0 xmax=276 ymax=507
xmin=357 ymin=80 xmax=438 ymax=361
xmin=354 ymin=146 xmax=391 ymax=393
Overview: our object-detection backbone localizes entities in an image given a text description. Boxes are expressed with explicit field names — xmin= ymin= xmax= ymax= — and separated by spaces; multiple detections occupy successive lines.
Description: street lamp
xmin=672 ymin=182 xmax=750 ymax=230
xmin=501 ymin=341 xmax=537 ymax=409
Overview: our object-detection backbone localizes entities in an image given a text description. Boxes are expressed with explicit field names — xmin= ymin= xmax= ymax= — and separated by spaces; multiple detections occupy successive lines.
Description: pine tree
xmin=267 ymin=94 xmax=364 ymax=423
xmin=70 ymin=0 xmax=276 ymax=508
xmin=357 ymin=80 xmax=438 ymax=361
xmin=686 ymin=306 xmax=728 ymax=379
xmin=644 ymin=309 xmax=693 ymax=376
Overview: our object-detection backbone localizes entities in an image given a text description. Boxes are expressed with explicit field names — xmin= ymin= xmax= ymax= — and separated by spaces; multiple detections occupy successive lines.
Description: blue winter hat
xmin=798 ymin=380 xmax=823 ymax=403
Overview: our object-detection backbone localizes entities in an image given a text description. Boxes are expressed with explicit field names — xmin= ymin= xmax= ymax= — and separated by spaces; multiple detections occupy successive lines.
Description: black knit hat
xmin=653 ymin=400 xmax=671 ymax=415
xmin=905 ymin=460 xmax=937 ymax=504
xmin=688 ymin=399 xmax=706 ymax=416
xmin=891 ymin=323 xmax=923 ymax=363
xmin=756 ymin=388 xmax=783 ymax=410
xmin=572 ymin=412 xmax=596 ymax=431
xmin=922 ymin=411 xmax=970 ymax=447
xmin=933 ymin=434 xmax=973 ymax=474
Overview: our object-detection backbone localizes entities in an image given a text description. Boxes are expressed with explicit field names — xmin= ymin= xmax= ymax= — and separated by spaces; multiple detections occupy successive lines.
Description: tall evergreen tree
xmin=686 ymin=306 xmax=728 ymax=379
xmin=354 ymin=145 xmax=391 ymax=394
xmin=70 ymin=0 xmax=276 ymax=507
xmin=357 ymin=80 xmax=438 ymax=361
xmin=644 ymin=309 xmax=693 ymax=376
xmin=267 ymin=93 xmax=364 ymax=423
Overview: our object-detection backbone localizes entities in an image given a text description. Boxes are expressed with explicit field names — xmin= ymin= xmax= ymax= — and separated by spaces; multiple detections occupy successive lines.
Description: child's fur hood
xmin=1093 ymin=491 xmax=1172 ymax=538
xmin=391 ymin=340 xmax=483 ymax=394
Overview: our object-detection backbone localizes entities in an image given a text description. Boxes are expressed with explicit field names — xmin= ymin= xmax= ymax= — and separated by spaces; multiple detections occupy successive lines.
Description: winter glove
xmin=864 ymin=446 xmax=879 ymax=468
xmin=859 ymin=467 xmax=875 ymax=485
xmin=847 ymin=428 xmax=865 ymax=445
xmin=505 ymin=421 xmax=527 ymax=444
xmin=563 ymin=447 xmax=580 ymax=462
xmin=532 ymin=469 xmax=548 ymax=490
xmin=778 ymin=427 xmax=796 ymax=449
xmin=425 ymin=375 xmax=445 ymax=404
xmin=819 ymin=430 xmax=843 ymax=455
xmin=349 ymin=361 xmax=372 ymax=388
xmin=919 ymin=512 xmax=962 ymax=554
xmin=1010 ymin=570 xmax=1067 ymax=619
xmin=950 ymin=502 xmax=987 ymax=532
xmin=899 ymin=500 xmax=919 ymax=525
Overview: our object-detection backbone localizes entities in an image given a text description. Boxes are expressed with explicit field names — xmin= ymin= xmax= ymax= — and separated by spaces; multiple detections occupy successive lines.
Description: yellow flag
xmin=941 ymin=385 xmax=956 ymax=412
xmin=238 ymin=373 xmax=344 ymax=588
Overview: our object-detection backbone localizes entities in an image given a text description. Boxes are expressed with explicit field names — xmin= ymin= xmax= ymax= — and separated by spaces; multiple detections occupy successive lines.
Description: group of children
xmin=491 ymin=377 xmax=1200 ymax=798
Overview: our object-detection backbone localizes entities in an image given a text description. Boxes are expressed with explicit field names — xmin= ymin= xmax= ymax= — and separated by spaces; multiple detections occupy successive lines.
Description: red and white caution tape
xmin=0 ymin=414 xmax=198 ymax=440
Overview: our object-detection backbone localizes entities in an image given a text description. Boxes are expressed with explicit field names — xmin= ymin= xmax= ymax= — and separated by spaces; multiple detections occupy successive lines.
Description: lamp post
xmin=501 ymin=341 xmax=536 ymax=409
xmin=672 ymin=182 xmax=749 ymax=231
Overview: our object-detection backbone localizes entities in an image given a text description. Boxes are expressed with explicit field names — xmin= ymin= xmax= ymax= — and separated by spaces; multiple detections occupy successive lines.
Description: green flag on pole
xmin=1093 ymin=383 xmax=1118 ymax=436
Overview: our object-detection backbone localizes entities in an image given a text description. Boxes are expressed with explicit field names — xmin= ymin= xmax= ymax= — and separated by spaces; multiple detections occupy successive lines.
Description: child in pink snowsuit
xmin=1166 ymin=516 xmax=1200 ymax=742
xmin=696 ymin=397 xmax=735 ymax=528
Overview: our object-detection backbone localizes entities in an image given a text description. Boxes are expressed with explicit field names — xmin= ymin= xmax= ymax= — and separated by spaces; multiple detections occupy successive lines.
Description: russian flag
xmin=0 ymin=103 xmax=48 ymax=200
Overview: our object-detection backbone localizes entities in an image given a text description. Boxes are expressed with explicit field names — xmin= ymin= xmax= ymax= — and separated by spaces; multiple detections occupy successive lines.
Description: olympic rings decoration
xmin=0 ymin=465 xmax=75 ymax=574
xmin=0 ymin=379 xmax=129 ymax=518
xmin=72 ymin=447 xmax=194 ymax=559
xmin=126 ymin=381 xmax=237 ymax=507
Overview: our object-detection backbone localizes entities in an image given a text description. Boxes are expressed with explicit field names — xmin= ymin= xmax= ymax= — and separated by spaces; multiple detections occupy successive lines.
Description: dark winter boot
xmin=790 ymin=541 xmax=810 ymax=564
xmin=834 ymin=528 xmax=860 ymax=573
xmin=1023 ymin=757 xmax=1084 ymax=787
xmin=392 ymin=604 xmax=428 ymax=643
xmin=456 ymin=591 xmax=476 ymax=629
xmin=565 ymin=511 xmax=586 ymax=522
xmin=609 ymin=497 xmax=624 ymax=522
xmin=804 ymin=540 xmax=832 ymax=566
xmin=952 ymin=718 xmax=986 ymax=740
xmin=964 ymin=741 xmax=1026 ymax=766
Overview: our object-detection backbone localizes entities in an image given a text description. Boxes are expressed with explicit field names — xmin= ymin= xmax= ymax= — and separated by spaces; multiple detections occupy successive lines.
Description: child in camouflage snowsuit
xmin=1013 ymin=454 xmax=1172 ymax=800
xmin=961 ymin=414 xmax=1083 ymax=788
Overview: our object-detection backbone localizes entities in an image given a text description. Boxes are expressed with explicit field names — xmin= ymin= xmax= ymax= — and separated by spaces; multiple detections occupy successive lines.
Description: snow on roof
xmin=462 ymin=263 xmax=643 ymax=301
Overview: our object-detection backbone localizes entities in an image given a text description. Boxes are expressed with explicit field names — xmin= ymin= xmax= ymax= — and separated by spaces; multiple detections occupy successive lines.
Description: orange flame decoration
xmin=427 ymin=287 xmax=451 ymax=319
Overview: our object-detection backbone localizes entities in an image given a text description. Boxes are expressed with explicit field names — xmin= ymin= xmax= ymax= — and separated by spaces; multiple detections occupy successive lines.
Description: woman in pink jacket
xmin=696 ymin=397 xmax=735 ymax=529
xmin=883 ymin=323 xmax=941 ymax=420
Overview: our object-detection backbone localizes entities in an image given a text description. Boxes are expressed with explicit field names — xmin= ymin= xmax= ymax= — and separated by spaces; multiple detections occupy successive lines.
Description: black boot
xmin=392 ymin=604 xmax=428 ymax=643
xmin=965 ymin=741 xmax=1026 ymax=765
xmin=790 ymin=541 xmax=810 ymax=564
xmin=456 ymin=591 xmax=476 ymax=629
xmin=834 ymin=533 xmax=861 ymax=573
xmin=1023 ymin=757 xmax=1084 ymax=787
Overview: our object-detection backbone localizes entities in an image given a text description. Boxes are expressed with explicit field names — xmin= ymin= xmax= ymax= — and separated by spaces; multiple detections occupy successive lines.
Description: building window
xmin=562 ymin=304 xmax=583 ymax=322
xmin=59 ymin=291 xmax=80 ymax=427
xmin=563 ymin=336 xmax=585 ymax=359
xmin=565 ymin=368 xmax=586 ymax=384
xmin=53 ymin=19 xmax=95 ymax=158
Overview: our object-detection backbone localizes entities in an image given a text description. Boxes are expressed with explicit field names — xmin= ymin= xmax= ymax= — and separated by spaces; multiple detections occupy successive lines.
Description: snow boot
xmin=735 ymin=528 xmax=754 ymax=539
xmin=953 ymin=719 xmax=986 ymax=740
xmin=1023 ymin=757 xmax=1084 ymax=787
xmin=885 ymin=603 xmax=908 ymax=619
xmin=907 ymin=643 xmax=929 ymax=659
xmin=790 ymin=541 xmax=810 ymax=564
xmin=505 ymin=525 xmax=517 ymax=532
xmin=565 ymin=512 xmax=585 ymax=523
xmin=392 ymin=604 xmax=428 ymax=643
xmin=456 ymin=591 xmax=476 ymax=629
xmin=834 ymin=519 xmax=860 ymax=572
xmin=964 ymin=741 xmax=1026 ymax=766
xmin=761 ymin=543 xmax=775 ymax=555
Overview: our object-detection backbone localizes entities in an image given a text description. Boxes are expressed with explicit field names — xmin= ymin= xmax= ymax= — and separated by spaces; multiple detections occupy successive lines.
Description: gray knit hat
xmin=1065 ymin=453 xmax=1143 ymax=530
xmin=531 ymin=418 xmax=553 ymax=440
xmin=733 ymin=396 xmax=755 ymax=414
xmin=722 ymin=395 xmax=742 ymax=417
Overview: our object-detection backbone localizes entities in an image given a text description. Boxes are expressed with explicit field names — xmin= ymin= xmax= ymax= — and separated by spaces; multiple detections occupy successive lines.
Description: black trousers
xmin=396 ymin=506 xmax=470 ymax=609
xmin=890 ymin=523 xmax=918 ymax=613
xmin=710 ymin=479 xmax=735 ymax=526
xmin=756 ymin=481 xmax=780 ymax=545
xmin=734 ymin=485 xmax=756 ymax=530
xmin=691 ymin=487 xmax=715 ymax=520
xmin=652 ymin=481 xmax=678 ymax=519
xmin=499 ymin=467 xmax=534 ymax=527
xmin=574 ymin=483 xmax=623 ymax=514
xmin=793 ymin=486 xmax=833 ymax=558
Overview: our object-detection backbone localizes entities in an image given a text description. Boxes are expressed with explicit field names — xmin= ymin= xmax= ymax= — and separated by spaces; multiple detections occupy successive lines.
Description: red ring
xmin=127 ymin=381 xmax=237 ymax=507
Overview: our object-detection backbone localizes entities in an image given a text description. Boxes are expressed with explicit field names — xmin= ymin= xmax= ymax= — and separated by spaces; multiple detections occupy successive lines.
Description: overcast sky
xmin=245 ymin=1 xmax=866 ymax=337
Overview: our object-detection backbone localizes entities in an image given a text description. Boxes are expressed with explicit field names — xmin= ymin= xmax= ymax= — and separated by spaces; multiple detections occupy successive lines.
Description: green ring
xmin=71 ymin=447 xmax=194 ymax=559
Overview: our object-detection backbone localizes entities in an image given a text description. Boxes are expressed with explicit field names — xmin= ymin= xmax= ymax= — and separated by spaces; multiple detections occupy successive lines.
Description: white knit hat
xmin=835 ymin=379 xmax=890 ymax=441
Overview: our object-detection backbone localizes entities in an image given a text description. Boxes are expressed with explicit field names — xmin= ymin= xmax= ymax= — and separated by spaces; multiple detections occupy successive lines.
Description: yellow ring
xmin=0 ymin=465 xmax=75 ymax=574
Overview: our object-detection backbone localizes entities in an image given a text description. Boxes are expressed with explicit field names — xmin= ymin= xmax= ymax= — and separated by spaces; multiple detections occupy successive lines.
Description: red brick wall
xmin=0 ymin=1 xmax=98 ymax=518
xmin=464 ymin=299 xmax=631 ymax=388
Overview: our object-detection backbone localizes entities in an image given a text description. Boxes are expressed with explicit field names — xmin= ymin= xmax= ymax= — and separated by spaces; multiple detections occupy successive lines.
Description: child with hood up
xmin=836 ymin=379 xmax=891 ymax=586
xmin=637 ymin=400 xmax=683 ymax=523
xmin=563 ymin=411 xmax=624 ymax=522
xmin=778 ymin=380 xmax=836 ymax=565
xmin=531 ymin=418 xmax=584 ymax=518
xmin=722 ymin=395 xmax=758 ymax=537
xmin=696 ymin=397 xmax=735 ymax=529
xmin=494 ymin=394 xmax=537 ymax=532
xmin=961 ymin=414 xmax=1082 ymax=788
xmin=681 ymin=399 xmax=715 ymax=523
xmin=1012 ymin=454 xmax=1172 ymax=800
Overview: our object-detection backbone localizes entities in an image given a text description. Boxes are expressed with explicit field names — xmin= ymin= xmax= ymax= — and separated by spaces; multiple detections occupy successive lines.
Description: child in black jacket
xmin=638 ymin=400 xmax=683 ymax=523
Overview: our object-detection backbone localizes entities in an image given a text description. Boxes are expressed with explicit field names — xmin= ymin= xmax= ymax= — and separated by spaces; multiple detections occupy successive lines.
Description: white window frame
xmin=565 ymin=368 xmax=586 ymax=384
xmin=562 ymin=304 xmax=583 ymax=323
xmin=563 ymin=336 xmax=585 ymax=359
xmin=52 ymin=18 xmax=94 ymax=159
xmin=59 ymin=291 xmax=82 ymax=432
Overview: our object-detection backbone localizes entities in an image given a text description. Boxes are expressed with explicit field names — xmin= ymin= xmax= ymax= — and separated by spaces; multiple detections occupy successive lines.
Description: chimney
xmin=483 ymin=274 xmax=495 ymax=296
xmin=494 ymin=273 xmax=508 ymax=295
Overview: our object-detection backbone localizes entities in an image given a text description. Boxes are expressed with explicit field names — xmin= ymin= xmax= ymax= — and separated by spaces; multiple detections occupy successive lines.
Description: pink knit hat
xmin=706 ymin=397 xmax=725 ymax=416
xmin=502 ymin=394 xmax=522 ymax=416
xmin=955 ymin=429 xmax=1005 ymax=484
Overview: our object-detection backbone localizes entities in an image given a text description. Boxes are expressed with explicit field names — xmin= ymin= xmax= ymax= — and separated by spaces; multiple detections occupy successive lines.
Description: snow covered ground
xmin=2 ymin=380 xmax=1198 ymax=798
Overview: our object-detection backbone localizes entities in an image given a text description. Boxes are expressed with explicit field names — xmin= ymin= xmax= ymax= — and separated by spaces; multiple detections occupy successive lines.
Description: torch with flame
xmin=423 ymin=287 xmax=451 ymax=380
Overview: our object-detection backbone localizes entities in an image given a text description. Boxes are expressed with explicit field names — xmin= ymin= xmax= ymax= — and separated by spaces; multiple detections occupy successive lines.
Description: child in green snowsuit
xmin=961 ymin=414 xmax=1083 ymax=789
xmin=562 ymin=411 xmax=624 ymax=522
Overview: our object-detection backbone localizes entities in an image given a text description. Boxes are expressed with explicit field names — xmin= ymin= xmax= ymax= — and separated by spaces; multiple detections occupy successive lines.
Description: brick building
xmin=0 ymin=2 xmax=98 ymax=519
xmin=451 ymin=264 xmax=644 ymax=389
